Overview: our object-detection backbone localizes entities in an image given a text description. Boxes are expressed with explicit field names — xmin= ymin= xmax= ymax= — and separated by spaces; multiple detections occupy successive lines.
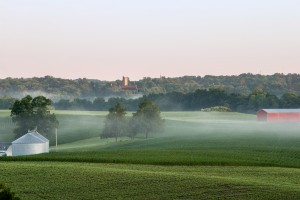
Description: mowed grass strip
xmin=0 ymin=162 xmax=300 ymax=200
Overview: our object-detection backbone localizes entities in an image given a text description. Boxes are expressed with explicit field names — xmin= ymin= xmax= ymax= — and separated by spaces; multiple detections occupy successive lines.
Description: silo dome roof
xmin=31 ymin=131 xmax=49 ymax=142
xmin=12 ymin=133 xmax=46 ymax=144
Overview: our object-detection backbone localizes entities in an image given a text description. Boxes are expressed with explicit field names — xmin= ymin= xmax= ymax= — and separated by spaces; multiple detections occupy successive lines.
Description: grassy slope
xmin=1 ymin=110 xmax=300 ymax=199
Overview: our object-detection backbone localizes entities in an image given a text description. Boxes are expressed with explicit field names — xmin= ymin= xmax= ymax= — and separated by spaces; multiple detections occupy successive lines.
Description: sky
xmin=0 ymin=0 xmax=300 ymax=81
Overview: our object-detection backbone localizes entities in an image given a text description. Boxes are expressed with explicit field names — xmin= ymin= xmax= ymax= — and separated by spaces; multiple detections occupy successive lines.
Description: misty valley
xmin=0 ymin=108 xmax=300 ymax=199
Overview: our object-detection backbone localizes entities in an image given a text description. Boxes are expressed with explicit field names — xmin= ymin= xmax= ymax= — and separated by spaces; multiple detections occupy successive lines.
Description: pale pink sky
xmin=1 ymin=0 xmax=300 ymax=81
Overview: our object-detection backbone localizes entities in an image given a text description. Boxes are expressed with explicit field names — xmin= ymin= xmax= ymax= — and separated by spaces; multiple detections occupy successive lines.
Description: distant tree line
xmin=1 ymin=73 xmax=300 ymax=100
xmin=0 ymin=97 xmax=17 ymax=109
xmin=1 ymin=88 xmax=300 ymax=113
xmin=53 ymin=88 xmax=300 ymax=113
xmin=53 ymin=97 xmax=139 ymax=111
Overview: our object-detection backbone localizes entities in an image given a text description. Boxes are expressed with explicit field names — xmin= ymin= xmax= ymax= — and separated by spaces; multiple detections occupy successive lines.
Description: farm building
xmin=120 ymin=76 xmax=139 ymax=93
xmin=11 ymin=131 xmax=49 ymax=156
xmin=257 ymin=109 xmax=300 ymax=122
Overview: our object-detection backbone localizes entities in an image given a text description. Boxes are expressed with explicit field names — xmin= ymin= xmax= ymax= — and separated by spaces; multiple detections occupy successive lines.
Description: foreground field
xmin=1 ymin=162 xmax=300 ymax=200
xmin=1 ymin=110 xmax=300 ymax=199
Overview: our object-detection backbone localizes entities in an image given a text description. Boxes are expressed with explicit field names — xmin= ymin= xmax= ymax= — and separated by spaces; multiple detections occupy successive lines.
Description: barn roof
xmin=12 ymin=133 xmax=46 ymax=144
xmin=260 ymin=109 xmax=300 ymax=113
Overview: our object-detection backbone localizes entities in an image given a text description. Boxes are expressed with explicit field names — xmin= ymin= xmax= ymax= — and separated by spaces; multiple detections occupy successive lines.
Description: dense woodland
xmin=1 ymin=74 xmax=300 ymax=113
xmin=1 ymin=73 xmax=300 ymax=100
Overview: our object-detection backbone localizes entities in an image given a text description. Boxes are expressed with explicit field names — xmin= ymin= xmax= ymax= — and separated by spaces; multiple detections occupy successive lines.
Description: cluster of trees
xmin=1 ymin=73 xmax=300 ymax=100
xmin=10 ymin=95 xmax=59 ymax=139
xmin=101 ymin=99 xmax=164 ymax=141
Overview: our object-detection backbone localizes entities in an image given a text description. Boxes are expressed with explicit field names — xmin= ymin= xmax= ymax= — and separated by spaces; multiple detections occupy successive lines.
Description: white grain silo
xmin=12 ymin=131 xmax=49 ymax=156
xmin=31 ymin=131 xmax=49 ymax=153
xmin=6 ymin=145 xmax=12 ymax=156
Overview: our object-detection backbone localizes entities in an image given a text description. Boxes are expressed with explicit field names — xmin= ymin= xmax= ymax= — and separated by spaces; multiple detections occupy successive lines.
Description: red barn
xmin=257 ymin=109 xmax=300 ymax=122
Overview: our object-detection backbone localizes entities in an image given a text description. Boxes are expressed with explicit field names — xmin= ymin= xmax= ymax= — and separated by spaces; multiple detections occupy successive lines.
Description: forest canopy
xmin=1 ymin=74 xmax=300 ymax=113
xmin=0 ymin=74 xmax=300 ymax=100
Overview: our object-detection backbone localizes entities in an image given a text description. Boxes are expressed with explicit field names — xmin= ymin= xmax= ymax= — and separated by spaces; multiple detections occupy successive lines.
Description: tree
xmin=247 ymin=87 xmax=268 ymax=111
xmin=280 ymin=92 xmax=300 ymax=108
xmin=132 ymin=99 xmax=164 ymax=139
xmin=92 ymin=97 xmax=106 ymax=110
xmin=10 ymin=95 xmax=59 ymax=139
xmin=101 ymin=102 xmax=127 ymax=142
xmin=0 ymin=184 xmax=20 ymax=200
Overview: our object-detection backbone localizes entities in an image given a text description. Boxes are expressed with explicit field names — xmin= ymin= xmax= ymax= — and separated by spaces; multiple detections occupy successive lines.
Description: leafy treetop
xmin=10 ymin=95 xmax=59 ymax=139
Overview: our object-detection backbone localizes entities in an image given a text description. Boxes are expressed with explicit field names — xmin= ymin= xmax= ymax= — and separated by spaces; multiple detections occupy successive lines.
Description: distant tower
xmin=121 ymin=76 xmax=139 ymax=94
xmin=122 ymin=76 xmax=129 ymax=86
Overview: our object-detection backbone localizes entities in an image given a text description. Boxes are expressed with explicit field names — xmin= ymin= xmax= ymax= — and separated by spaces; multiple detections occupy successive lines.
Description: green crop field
xmin=1 ymin=162 xmax=300 ymax=200
xmin=0 ymin=110 xmax=300 ymax=199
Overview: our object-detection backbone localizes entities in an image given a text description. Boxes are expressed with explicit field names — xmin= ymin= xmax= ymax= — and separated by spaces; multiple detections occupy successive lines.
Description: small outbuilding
xmin=257 ymin=109 xmax=300 ymax=122
xmin=11 ymin=131 xmax=49 ymax=156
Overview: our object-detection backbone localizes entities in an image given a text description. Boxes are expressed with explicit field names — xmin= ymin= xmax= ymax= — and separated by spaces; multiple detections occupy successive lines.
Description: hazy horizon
xmin=1 ymin=1 xmax=300 ymax=81
xmin=0 ymin=72 xmax=299 ymax=82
